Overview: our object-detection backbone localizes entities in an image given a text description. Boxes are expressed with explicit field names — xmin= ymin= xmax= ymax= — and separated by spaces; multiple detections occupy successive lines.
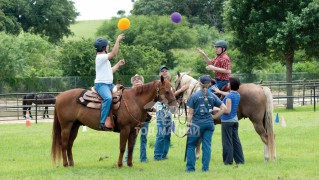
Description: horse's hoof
xmin=128 ymin=163 xmax=133 ymax=167
xmin=118 ymin=164 xmax=123 ymax=168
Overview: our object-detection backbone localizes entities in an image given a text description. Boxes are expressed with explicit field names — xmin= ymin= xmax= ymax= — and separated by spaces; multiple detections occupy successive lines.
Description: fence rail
xmin=0 ymin=81 xmax=318 ymax=122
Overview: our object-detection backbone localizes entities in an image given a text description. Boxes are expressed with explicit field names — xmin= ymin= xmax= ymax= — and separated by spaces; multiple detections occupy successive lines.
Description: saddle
xmin=77 ymin=84 xmax=124 ymax=110
xmin=210 ymin=79 xmax=230 ymax=100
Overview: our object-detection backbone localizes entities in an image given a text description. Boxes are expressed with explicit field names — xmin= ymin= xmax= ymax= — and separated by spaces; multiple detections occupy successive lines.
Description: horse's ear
xmin=187 ymin=71 xmax=191 ymax=75
xmin=177 ymin=71 xmax=181 ymax=77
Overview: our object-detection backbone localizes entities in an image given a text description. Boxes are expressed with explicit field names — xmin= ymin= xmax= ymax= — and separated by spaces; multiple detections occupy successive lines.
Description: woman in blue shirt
xmin=214 ymin=76 xmax=245 ymax=165
xmin=185 ymin=75 xmax=227 ymax=172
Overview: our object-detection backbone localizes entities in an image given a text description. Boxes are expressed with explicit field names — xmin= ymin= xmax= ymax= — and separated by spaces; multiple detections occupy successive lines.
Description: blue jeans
xmin=94 ymin=83 xmax=114 ymax=124
xmin=208 ymin=79 xmax=228 ymax=93
xmin=124 ymin=122 xmax=149 ymax=162
xmin=186 ymin=122 xmax=215 ymax=172
xmin=154 ymin=110 xmax=172 ymax=160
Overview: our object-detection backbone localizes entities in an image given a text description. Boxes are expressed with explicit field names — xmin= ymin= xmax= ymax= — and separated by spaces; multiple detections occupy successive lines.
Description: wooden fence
xmin=0 ymin=80 xmax=318 ymax=123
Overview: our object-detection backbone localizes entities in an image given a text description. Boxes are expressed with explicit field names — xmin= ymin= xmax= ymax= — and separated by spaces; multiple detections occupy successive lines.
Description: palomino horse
xmin=51 ymin=76 xmax=177 ymax=167
xmin=22 ymin=93 xmax=56 ymax=119
xmin=174 ymin=72 xmax=276 ymax=161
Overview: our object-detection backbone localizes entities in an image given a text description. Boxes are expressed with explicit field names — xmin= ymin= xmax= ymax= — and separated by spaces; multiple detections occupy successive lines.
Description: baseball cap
xmin=199 ymin=75 xmax=211 ymax=84
xmin=159 ymin=65 xmax=169 ymax=72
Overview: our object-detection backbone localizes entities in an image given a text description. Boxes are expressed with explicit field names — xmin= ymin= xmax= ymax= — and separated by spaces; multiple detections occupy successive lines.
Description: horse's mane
xmin=179 ymin=72 xmax=198 ymax=85
xmin=134 ymin=81 xmax=157 ymax=96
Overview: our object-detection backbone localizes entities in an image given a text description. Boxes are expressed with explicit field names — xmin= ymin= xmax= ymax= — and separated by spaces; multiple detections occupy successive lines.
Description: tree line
xmin=1 ymin=0 xmax=319 ymax=109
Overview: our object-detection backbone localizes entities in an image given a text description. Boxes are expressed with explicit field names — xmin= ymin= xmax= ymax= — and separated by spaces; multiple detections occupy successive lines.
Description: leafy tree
xmin=224 ymin=0 xmax=319 ymax=109
xmin=0 ymin=0 xmax=78 ymax=43
xmin=0 ymin=32 xmax=61 ymax=84
xmin=96 ymin=15 xmax=198 ymax=69
xmin=132 ymin=0 xmax=226 ymax=31
xmin=59 ymin=38 xmax=96 ymax=76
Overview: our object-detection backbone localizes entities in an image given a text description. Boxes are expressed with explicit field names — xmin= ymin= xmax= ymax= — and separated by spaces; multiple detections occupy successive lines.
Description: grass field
xmin=65 ymin=20 xmax=105 ymax=41
xmin=0 ymin=106 xmax=318 ymax=179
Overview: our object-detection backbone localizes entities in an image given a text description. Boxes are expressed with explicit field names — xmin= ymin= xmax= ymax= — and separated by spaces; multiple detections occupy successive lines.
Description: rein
xmin=122 ymin=89 xmax=144 ymax=126
xmin=121 ymin=80 xmax=175 ymax=126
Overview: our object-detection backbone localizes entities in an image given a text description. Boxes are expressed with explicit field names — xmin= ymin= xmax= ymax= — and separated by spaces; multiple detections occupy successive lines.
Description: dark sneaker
xmin=99 ymin=123 xmax=113 ymax=131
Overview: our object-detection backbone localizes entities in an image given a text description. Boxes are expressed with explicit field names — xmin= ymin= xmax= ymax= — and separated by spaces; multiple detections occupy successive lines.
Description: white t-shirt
xmin=94 ymin=53 xmax=113 ymax=84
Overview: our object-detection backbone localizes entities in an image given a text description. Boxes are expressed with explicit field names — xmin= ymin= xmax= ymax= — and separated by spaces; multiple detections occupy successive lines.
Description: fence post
xmin=302 ymin=78 xmax=306 ymax=105
xmin=313 ymin=82 xmax=316 ymax=112
xmin=35 ymin=95 xmax=38 ymax=124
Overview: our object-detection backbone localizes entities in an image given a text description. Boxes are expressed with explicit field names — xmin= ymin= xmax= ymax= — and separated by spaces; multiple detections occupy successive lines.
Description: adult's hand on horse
xmin=180 ymin=84 xmax=190 ymax=91
xmin=213 ymin=86 xmax=221 ymax=93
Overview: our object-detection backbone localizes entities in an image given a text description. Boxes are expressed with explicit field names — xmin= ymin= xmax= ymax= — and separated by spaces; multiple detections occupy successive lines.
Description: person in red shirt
xmin=197 ymin=40 xmax=231 ymax=93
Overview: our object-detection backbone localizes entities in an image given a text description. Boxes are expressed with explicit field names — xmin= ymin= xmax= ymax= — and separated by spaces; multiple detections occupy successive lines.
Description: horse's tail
xmin=51 ymin=107 xmax=62 ymax=165
xmin=263 ymin=86 xmax=276 ymax=161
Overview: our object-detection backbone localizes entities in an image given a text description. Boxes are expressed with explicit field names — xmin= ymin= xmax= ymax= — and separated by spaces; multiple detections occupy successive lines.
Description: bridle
xmin=122 ymin=80 xmax=176 ymax=126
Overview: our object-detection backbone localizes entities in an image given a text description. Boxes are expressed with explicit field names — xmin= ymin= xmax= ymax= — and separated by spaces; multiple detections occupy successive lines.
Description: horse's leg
xmin=118 ymin=127 xmax=130 ymax=168
xmin=251 ymin=121 xmax=270 ymax=161
xmin=43 ymin=106 xmax=49 ymax=118
xmin=28 ymin=107 xmax=33 ymax=118
xmin=61 ymin=123 xmax=74 ymax=167
xmin=67 ymin=122 xmax=81 ymax=167
xmin=46 ymin=106 xmax=50 ymax=118
xmin=42 ymin=107 xmax=46 ymax=119
xmin=127 ymin=128 xmax=138 ymax=167
xmin=195 ymin=138 xmax=202 ymax=159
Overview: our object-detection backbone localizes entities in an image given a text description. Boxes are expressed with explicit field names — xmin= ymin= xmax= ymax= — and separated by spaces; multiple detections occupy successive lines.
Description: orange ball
xmin=117 ymin=18 xmax=130 ymax=30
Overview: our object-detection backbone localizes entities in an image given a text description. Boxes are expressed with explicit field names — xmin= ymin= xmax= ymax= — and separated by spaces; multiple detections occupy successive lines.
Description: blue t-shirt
xmin=187 ymin=90 xmax=222 ymax=124
xmin=221 ymin=91 xmax=240 ymax=121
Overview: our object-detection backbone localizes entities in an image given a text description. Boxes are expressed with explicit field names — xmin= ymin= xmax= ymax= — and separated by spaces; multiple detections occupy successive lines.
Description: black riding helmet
xmin=94 ymin=38 xmax=108 ymax=52
xmin=214 ymin=40 xmax=227 ymax=54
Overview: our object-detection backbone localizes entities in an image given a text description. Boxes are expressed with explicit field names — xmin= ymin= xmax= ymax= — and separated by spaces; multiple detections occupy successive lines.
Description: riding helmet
xmin=214 ymin=40 xmax=227 ymax=50
xmin=94 ymin=38 xmax=108 ymax=51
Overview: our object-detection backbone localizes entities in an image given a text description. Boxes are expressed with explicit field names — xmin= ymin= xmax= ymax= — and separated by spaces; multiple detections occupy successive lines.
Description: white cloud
xmin=72 ymin=0 xmax=134 ymax=20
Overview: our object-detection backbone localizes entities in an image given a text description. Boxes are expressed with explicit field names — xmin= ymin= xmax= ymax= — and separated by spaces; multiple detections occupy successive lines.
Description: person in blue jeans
xmin=94 ymin=34 xmax=125 ymax=130
xmin=185 ymin=75 xmax=226 ymax=172
xmin=214 ymin=77 xmax=245 ymax=165
xmin=124 ymin=74 xmax=154 ymax=162
xmin=154 ymin=65 xmax=173 ymax=161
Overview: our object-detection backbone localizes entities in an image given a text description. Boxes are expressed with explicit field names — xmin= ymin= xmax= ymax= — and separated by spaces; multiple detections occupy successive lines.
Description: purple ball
xmin=171 ymin=12 xmax=182 ymax=23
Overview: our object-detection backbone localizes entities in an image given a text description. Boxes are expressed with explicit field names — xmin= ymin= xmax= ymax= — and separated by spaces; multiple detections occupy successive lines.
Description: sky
xmin=72 ymin=0 xmax=134 ymax=21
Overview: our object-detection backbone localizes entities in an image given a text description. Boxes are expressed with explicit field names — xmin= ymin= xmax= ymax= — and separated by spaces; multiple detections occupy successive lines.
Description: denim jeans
xmin=154 ymin=110 xmax=172 ymax=160
xmin=208 ymin=80 xmax=228 ymax=93
xmin=186 ymin=122 xmax=215 ymax=172
xmin=94 ymin=83 xmax=114 ymax=123
xmin=124 ymin=122 xmax=149 ymax=162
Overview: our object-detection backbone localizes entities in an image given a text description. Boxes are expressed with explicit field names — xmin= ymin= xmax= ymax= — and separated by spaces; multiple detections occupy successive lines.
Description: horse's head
xmin=174 ymin=72 xmax=200 ymax=101
xmin=157 ymin=76 xmax=178 ymax=113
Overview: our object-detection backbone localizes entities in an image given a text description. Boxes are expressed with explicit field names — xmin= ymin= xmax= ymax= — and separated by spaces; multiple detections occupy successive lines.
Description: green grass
xmin=65 ymin=20 xmax=105 ymax=41
xmin=0 ymin=106 xmax=319 ymax=179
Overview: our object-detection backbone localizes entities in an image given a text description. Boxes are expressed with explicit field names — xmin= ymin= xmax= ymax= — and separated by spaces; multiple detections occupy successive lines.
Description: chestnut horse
xmin=174 ymin=72 xmax=276 ymax=161
xmin=51 ymin=77 xmax=178 ymax=167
